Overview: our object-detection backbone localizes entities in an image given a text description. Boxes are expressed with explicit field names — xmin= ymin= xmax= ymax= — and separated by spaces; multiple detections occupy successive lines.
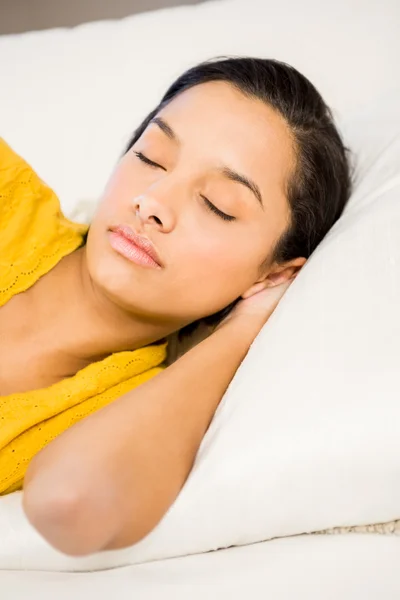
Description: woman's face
xmin=86 ymin=81 xmax=297 ymax=327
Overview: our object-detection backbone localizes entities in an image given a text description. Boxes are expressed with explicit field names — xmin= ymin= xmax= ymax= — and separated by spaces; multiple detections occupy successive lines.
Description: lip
xmin=108 ymin=225 xmax=163 ymax=269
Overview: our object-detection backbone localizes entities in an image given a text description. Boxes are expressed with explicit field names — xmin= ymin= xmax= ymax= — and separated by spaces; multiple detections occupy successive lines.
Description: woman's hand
xmin=217 ymin=280 xmax=294 ymax=331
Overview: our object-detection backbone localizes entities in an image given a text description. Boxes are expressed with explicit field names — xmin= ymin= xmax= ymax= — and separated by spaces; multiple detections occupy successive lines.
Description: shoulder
xmin=0 ymin=138 xmax=62 ymax=229
xmin=0 ymin=139 xmax=88 ymax=305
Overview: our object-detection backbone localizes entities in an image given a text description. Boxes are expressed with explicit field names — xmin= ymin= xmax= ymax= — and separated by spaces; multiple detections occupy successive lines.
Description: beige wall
xmin=0 ymin=0 xmax=205 ymax=35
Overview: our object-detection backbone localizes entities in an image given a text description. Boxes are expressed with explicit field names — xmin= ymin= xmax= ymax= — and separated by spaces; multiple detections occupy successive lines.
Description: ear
xmin=241 ymin=257 xmax=306 ymax=300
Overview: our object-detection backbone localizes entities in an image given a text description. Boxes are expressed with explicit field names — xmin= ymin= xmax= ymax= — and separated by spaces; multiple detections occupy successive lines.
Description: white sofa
xmin=0 ymin=0 xmax=399 ymax=596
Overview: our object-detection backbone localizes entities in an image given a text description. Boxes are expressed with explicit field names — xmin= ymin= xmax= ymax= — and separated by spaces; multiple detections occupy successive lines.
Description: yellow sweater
xmin=0 ymin=139 xmax=167 ymax=495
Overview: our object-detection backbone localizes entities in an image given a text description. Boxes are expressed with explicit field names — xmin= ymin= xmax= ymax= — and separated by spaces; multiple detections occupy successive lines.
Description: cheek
xmin=170 ymin=234 xmax=261 ymax=317
xmin=96 ymin=161 xmax=141 ymax=221
xmin=181 ymin=230 xmax=261 ymax=289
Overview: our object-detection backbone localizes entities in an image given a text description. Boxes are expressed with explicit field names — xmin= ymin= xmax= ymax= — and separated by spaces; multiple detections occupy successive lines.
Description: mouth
xmin=108 ymin=225 xmax=163 ymax=269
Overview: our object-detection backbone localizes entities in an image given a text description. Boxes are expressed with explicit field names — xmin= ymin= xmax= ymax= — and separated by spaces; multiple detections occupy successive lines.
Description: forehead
xmin=159 ymin=81 xmax=294 ymax=175
xmin=159 ymin=81 xmax=291 ymax=147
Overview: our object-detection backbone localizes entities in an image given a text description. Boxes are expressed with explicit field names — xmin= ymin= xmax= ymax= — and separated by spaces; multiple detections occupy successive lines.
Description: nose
xmin=132 ymin=183 xmax=178 ymax=233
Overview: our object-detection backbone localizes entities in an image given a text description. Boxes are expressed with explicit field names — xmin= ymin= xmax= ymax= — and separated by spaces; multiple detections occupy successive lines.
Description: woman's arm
xmin=23 ymin=314 xmax=264 ymax=556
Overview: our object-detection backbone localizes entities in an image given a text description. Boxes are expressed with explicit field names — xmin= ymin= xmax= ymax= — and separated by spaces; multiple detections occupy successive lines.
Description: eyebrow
xmin=219 ymin=166 xmax=264 ymax=209
xmin=150 ymin=117 xmax=178 ymax=142
xmin=150 ymin=116 xmax=264 ymax=209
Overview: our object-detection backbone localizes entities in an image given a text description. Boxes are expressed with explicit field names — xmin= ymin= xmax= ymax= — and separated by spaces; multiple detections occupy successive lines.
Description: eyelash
xmin=133 ymin=150 xmax=236 ymax=223
xmin=200 ymin=195 xmax=235 ymax=222
xmin=133 ymin=151 xmax=161 ymax=169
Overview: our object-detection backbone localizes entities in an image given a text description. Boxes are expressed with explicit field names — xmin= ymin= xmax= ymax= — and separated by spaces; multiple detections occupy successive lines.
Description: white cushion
xmin=0 ymin=0 xmax=399 ymax=571
xmin=1 ymin=534 xmax=400 ymax=598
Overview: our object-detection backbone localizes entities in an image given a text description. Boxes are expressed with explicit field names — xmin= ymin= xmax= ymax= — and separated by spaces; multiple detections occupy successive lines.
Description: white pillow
xmin=0 ymin=0 xmax=399 ymax=572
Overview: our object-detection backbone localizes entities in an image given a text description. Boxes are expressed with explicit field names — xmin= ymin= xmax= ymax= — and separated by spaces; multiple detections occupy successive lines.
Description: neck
xmin=30 ymin=247 xmax=180 ymax=366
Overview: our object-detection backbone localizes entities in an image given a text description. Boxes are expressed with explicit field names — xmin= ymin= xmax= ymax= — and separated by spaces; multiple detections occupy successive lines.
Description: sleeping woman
xmin=0 ymin=57 xmax=351 ymax=555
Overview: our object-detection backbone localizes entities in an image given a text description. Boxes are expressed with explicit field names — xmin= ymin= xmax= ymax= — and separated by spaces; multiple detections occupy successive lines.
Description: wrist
xmin=215 ymin=312 xmax=266 ymax=342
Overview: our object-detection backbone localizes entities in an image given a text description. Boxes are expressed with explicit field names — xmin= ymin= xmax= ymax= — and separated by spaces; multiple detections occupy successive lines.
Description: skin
xmin=1 ymin=81 xmax=305 ymax=395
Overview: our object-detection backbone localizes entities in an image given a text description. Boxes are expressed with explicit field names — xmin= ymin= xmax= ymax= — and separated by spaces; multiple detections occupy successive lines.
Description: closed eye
xmin=133 ymin=150 xmax=166 ymax=170
xmin=200 ymin=195 xmax=236 ymax=222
